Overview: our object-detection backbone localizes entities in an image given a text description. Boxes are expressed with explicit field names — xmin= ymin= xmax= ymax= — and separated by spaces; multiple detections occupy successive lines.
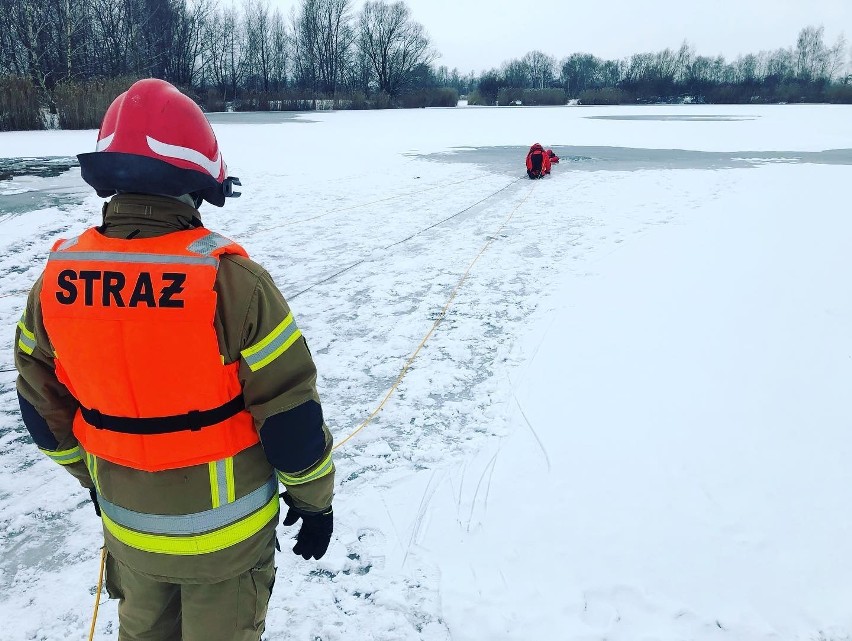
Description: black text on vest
xmin=55 ymin=270 xmax=186 ymax=308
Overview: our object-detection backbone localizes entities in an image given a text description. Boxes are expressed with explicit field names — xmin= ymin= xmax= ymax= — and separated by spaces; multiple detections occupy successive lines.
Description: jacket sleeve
xmin=216 ymin=256 xmax=334 ymax=513
xmin=14 ymin=275 xmax=93 ymax=488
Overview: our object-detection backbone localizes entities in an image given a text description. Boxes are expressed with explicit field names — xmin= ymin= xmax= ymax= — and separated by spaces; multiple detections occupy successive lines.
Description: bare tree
xmin=826 ymin=33 xmax=848 ymax=81
xmin=358 ymin=1 xmax=434 ymax=96
xmin=501 ymin=58 xmax=529 ymax=88
xmin=795 ymin=25 xmax=832 ymax=81
xmin=847 ymin=44 xmax=852 ymax=83
xmin=88 ymin=0 xmax=135 ymax=76
xmin=169 ymin=0 xmax=212 ymax=86
xmin=269 ymin=8 xmax=289 ymax=90
xmin=673 ymin=41 xmax=693 ymax=84
xmin=6 ymin=0 xmax=63 ymax=99
xmin=316 ymin=0 xmax=354 ymax=96
xmin=342 ymin=39 xmax=373 ymax=94
xmin=560 ymin=53 xmax=602 ymax=95
xmin=290 ymin=3 xmax=316 ymax=91
xmin=291 ymin=0 xmax=355 ymax=95
xmin=243 ymin=0 xmax=274 ymax=91
xmin=204 ymin=3 xmax=246 ymax=101
xmin=522 ymin=50 xmax=555 ymax=89
xmin=765 ymin=47 xmax=794 ymax=82
xmin=734 ymin=53 xmax=760 ymax=84
xmin=52 ymin=0 xmax=89 ymax=80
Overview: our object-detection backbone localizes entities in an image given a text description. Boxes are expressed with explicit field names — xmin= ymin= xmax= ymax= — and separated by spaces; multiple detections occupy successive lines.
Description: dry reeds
xmin=0 ymin=76 xmax=44 ymax=131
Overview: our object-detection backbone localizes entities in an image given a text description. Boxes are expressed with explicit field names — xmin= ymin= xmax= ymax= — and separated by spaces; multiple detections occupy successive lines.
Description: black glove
xmin=89 ymin=488 xmax=101 ymax=517
xmin=281 ymin=492 xmax=332 ymax=560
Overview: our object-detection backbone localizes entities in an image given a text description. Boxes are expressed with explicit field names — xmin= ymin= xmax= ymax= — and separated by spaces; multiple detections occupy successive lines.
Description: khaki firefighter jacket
xmin=14 ymin=194 xmax=334 ymax=581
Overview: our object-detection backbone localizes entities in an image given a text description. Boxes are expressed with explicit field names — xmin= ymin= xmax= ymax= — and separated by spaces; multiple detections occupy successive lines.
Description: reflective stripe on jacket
xmin=86 ymin=450 xmax=278 ymax=556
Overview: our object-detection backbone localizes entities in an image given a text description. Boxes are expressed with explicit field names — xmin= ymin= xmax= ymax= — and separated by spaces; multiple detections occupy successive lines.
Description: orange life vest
xmin=40 ymin=226 xmax=259 ymax=472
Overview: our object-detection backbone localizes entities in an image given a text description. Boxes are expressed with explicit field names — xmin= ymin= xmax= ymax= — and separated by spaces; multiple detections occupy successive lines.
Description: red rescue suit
xmin=526 ymin=143 xmax=552 ymax=178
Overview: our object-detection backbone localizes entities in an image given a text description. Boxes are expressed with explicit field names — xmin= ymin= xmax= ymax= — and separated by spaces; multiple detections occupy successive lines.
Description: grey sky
xmin=269 ymin=0 xmax=851 ymax=73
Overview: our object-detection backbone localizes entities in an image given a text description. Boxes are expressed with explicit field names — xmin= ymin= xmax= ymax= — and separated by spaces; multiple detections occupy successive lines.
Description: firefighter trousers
xmin=105 ymin=542 xmax=276 ymax=641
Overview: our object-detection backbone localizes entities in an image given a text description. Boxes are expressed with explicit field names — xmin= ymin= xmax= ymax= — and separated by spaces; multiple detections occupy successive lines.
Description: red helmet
xmin=78 ymin=79 xmax=240 ymax=207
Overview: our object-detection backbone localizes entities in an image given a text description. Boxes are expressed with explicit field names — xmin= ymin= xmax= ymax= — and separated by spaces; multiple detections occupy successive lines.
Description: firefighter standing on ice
xmin=13 ymin=79 xmax=334 ymax=640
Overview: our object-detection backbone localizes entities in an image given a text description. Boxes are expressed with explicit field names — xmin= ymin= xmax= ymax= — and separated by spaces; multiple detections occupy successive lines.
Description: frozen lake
xmin=1 ymin=104 xmax=851 ymax=640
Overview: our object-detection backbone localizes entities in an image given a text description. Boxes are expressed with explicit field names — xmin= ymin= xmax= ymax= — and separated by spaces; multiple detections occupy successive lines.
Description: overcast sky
xmin=267 ymin=0 xmax=851 ymax=73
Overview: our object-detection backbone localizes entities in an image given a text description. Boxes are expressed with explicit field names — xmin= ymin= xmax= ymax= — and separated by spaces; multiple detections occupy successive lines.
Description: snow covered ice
xmin=1 ymin=104 xmax=851 ymax=640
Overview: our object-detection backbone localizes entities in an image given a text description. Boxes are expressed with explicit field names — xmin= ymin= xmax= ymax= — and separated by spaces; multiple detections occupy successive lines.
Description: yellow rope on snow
xmin=87 ymin=545 xmax=107 ymax=641
xmin=333 ymin=180 xmax=537 ymax=451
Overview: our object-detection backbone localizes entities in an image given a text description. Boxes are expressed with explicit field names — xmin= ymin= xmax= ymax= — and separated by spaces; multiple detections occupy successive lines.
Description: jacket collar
xmin=100 ymin=194 xmax=203 ymax=239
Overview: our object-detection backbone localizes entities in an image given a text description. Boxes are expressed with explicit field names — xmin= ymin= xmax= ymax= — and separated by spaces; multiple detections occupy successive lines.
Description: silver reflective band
xmin=18 ymin=331 xmax=36 ymax=352
xmin=97 ymin=476 xmax=277 ymax=535
xmin=56 ymin=237 xmax=80 ymax=252
xmin=48 ymin=251 xmax=218 ymax=267
xmin=215 ymin=458 xmax=229 ymax=506
xmin=243 ymin=320 xmax=300 ymax=370
xmin=187 ymin=232 xmax=232 ymax=257
xmin=17 ymin=315 xmax=36 ymax=354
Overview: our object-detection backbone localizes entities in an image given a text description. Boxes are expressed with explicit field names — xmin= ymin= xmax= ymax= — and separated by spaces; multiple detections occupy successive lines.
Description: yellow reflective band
xmin=277 ymin=452 xmax=334 ymax=486
xmin=86 ymin=452 xmax=100 ymax=492
xmin=240 ymin=313 xmax=302 ymax=372
xmin=225 ymin=457 xmax=236 ymax=503
xmin=209 ymin=457 xmax=236 ymax=507
xmin=102 ymin=494 xmax=279 ymax=555
xmin=17 ymin=338 xmax=34 ymax=355
xmin=17 ymin=319 xmax=34 ymax=341
xmin=17 ymin=319 xmax=36 ymax=355
xmin=39 ymin=446 xmax=83 ymax=465
xmin=208 ymin=462 xmax=220 ymax=509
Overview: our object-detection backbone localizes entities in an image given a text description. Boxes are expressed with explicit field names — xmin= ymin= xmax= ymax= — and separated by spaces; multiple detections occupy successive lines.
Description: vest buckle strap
xmin=79 ymin=395 xmax=245 ymax=435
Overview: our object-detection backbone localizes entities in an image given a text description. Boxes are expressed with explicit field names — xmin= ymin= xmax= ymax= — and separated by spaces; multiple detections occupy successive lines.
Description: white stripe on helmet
xmin=96 ymin=133 xmax=115 ymax=151
xmin=146 ymin=135 xmax=223 ymax=178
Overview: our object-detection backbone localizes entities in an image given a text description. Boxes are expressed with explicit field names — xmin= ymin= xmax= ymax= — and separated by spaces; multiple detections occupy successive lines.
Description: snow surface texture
xmin=0 ymin=104 xmax=851 ymax=640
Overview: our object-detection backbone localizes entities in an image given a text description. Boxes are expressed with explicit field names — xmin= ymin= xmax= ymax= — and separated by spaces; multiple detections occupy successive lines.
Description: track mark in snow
xmin=466 ymin=449 xmax=499 ymax=533
xmin=512 ymin=393 xmax=552 ymax=473
xmin=404 ymin=470 xmax=442 ymax=566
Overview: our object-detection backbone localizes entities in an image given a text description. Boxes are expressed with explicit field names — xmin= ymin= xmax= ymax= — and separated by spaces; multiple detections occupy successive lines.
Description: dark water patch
xmin=586 ymin=115 xmax=758 ymax=122
xmin=414 ymin=145 xmax=852 ymax=176
xmin=205 ymin=111 xmax=316 ymax=125
xmin=0 ymin=156 xmax=90 ymax=216
xmin=0 ymin=156 xmax=78 ymax=181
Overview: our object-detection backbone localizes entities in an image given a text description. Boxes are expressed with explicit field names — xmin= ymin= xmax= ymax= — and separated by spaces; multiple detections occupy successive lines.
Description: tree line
xmin=0 ymin=0 xmax=454 ymax=129
xmin=0 ymin=0 xmax=850 ymax=131
xmin=472 ymin=27 xmax=852 ymax=106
